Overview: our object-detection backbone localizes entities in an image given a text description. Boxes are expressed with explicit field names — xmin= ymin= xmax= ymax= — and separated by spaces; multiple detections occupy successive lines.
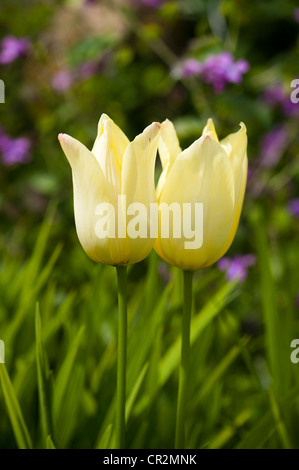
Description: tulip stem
xmin=175 ymin=269 xmax=194 ymax=449
xmin=116 ymin=265 xmax=127 ymax=449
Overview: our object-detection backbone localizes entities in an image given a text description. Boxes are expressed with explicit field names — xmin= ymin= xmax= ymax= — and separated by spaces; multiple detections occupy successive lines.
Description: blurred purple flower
xmin=259 ymin=126 xmax=288 ymax=168
xmin=263 ymin=84 xmax=285 ymax=107
xmin=262 ymin=83 xmax=299 ymax=117
xmin=294 ymin=8 xmax=299 ymax=23
xmin=200 ymin=52 xmax=249 ymax=92
xmin=0 ymin=35 xmax=29 ymax=64
xmin=223 ymin=57 xmax=249 ymax=83
xmin=282 ymin=98 xmax=299 ymax=117
xmin=287 ymin=198 xmax=299 ymax=218
xmin=130 ymin=0 xmax=165 ymax=7
xmin=158 ymin=262 xmax=171 ymax=284
xmin=52 ymin=70 xmax=73 ymax=93
xmin=218 ymin=254 xmax=256 ymax=282
xmin=52 ymin=58 xmax=107 ymax=93
xmin=0 ymin=127 xmax=31 ymax=166
xmin=178 ymin=52 xmax=249 ymax=92
xmin=247 ymin=164 xmax=255 ymax=184
xmin=144 ymin=0 xmax=165 ymax=5
xmin=181 ymin=58 xmax=202 ymax=78
xmin=74 ymin=61 xmax=99 ymax=81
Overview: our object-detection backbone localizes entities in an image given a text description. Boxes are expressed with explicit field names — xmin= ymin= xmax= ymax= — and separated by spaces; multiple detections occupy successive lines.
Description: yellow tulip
xmin=58 ymin=114 xmax=160 ymax=266
xmin=154 ymin=118 xmax=248 ymax=270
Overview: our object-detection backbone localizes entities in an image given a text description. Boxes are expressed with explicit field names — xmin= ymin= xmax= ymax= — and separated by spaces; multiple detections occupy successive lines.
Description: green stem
xmin=116 ymin=265 xmax=127 ymax=449
xmin=175 ymin=270 xmax=194 ymax=449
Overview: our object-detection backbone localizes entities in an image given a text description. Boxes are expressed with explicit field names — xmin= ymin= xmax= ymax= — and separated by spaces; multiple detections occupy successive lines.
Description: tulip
xmin=58 ymin=114 xmax=160 ymax=266
xmin=58 ymin=114 xmax=160 ymax=449
xmin=155 ymin=118 xmax=248 ymax=270
xmin=155 ymin=118 xmax=248 ymax=449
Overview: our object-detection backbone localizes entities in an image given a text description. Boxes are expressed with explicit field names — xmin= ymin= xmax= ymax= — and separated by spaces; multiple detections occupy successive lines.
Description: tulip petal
xmin=156 ymin=119 xmax=182 ymax=200
xmin=157 ymin=134 xmax=235 ymax=270
xmin=220 ymin=122 xmax=247 ymax=206
xmin=121 ymin=122 xmax=160 ymax=263
xmin=58 ymin=133 xmax=121 ymax=265
xmin=206 ymin=124 xmax=248 ymax=266
xmin=92 ymin=114 xmax=130 ymax=168
xmin=158 ymin=119 xmax=182 ymax=170
xmin=202 ymin=118 xmax=219 ymax=142
xmin=91 ymin=114 xmax=130 ymax=198
xmin=206 ymin=155 xmax=247 ymax=266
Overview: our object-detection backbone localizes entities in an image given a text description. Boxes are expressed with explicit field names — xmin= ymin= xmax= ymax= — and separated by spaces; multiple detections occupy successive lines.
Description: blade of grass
xmin=46 ymin=435 xmax=56 ymax=449
xmin=35 ymin=303 xmax=54 ymax=448
xmin=236 ymin=386 xmax=299 ymax=449
xmin=52 ymin=325 xmax=85 ymax=424
xmin=125 ymin=362 xmax=149 ymax=422
xmin=5 ymin=243 xmax=63 ymax=344
xmin=250 ymin=206 xmax=286 ymax=398
xmin=198 ymin=336 xmax=249 ymax=402
xmin=269 ymin=388 xmax=292 ymax=449
xmin=159 ymin=281 xmax=238 ymax=386
xmin=96 ymin=424 xmax=113 ymax=449
xmin=0 ymin=364 xmax=33 ymax=449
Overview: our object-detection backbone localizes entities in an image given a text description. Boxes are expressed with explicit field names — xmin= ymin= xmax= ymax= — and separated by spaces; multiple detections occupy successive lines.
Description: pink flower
xmin=51 ymin=70 xmax=73 ymax=93
xmin=0 ymin=36 xmax=29 ymax=64
xmin=0 ymin=127 xmax=31 ymax=165
xmin=218 ymin=254 xmax=256 ymax=282
xmin=178 ymin=52 xmax=249 ymax=92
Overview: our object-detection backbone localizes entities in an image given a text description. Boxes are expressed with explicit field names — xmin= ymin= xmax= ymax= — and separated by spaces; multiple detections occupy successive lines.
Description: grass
xmin=0 ymin=204 xmax=299 ymax=449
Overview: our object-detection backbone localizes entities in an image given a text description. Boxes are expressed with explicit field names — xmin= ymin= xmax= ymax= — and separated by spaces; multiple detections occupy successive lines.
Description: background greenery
xmin=0 ymin=0 xmax=299 ymax=449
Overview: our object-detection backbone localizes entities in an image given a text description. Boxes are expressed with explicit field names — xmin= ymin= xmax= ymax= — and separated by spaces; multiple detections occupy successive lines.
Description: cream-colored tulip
xmin=154 ymin=118 xmax=248 ymax=270
xmin=59 ymin=114 xmax=160 ymax=266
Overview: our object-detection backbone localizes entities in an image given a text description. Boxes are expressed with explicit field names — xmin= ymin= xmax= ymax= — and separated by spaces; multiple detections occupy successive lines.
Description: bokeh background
xmin=0 ymin=0 xmax=299 ymax=449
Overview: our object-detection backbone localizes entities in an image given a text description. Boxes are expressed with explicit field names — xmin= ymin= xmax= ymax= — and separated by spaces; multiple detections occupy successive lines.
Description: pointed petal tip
xmin=103 ymin=117 xmax=111 ymax=131
xmin=96 ymin=113 xmax=111 ymax=136
xmin=152 ymin=121 xmax=161 ymax=129
xmin=100 ymin=113 xmax=111 ymax=127
xmin=58 ymin=132 xmax=72 ymax=141
xmin=58 ymin=133 xmax=76 ymax=148
xmin=239 ymin=122 xmax=247 ymax=133
xmin=161 ymin=118 xmax=174 ymax=128
xmin=147 ymin=121 xmax=161 ymax=139
xmin=202 ymin=133 xmax=213 ymax=140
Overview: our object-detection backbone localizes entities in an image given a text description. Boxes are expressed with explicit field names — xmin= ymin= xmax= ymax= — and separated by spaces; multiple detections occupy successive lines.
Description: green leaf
xmin=35 ymin=303 xmax=54 ymax=448
xmin=159 ymin=281 xmax=238 ymax=386
xmin=53 ymin=326 xmax=85 ymax=425
xmin=250 ymin=206 xmax=289 ymax=399
xmin=198 ymin=337 xmax=249 ymax=401
xmin=0 ymin=364 xmax=33 ymax=449
xmin=236 ymin=387 xmax=299 ymax=449
xmin=46 ymin=435 xmax=56 ymax=449
xmin=126 ymin=362 xmax=149 ymax=422
xmin=96 ymin=424 xmax=113 ymax=450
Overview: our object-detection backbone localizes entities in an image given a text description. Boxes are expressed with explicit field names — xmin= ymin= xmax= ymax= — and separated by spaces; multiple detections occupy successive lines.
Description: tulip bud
xmin=154 ymin=118 xmax=248 ymax=270
xmin=59 ymin=114 xmax=160 ymax=266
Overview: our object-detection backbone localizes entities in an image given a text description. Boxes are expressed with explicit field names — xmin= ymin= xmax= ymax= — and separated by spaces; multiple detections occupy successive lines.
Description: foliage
xmin=0 ymin=0 xmax=299 ymax=449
